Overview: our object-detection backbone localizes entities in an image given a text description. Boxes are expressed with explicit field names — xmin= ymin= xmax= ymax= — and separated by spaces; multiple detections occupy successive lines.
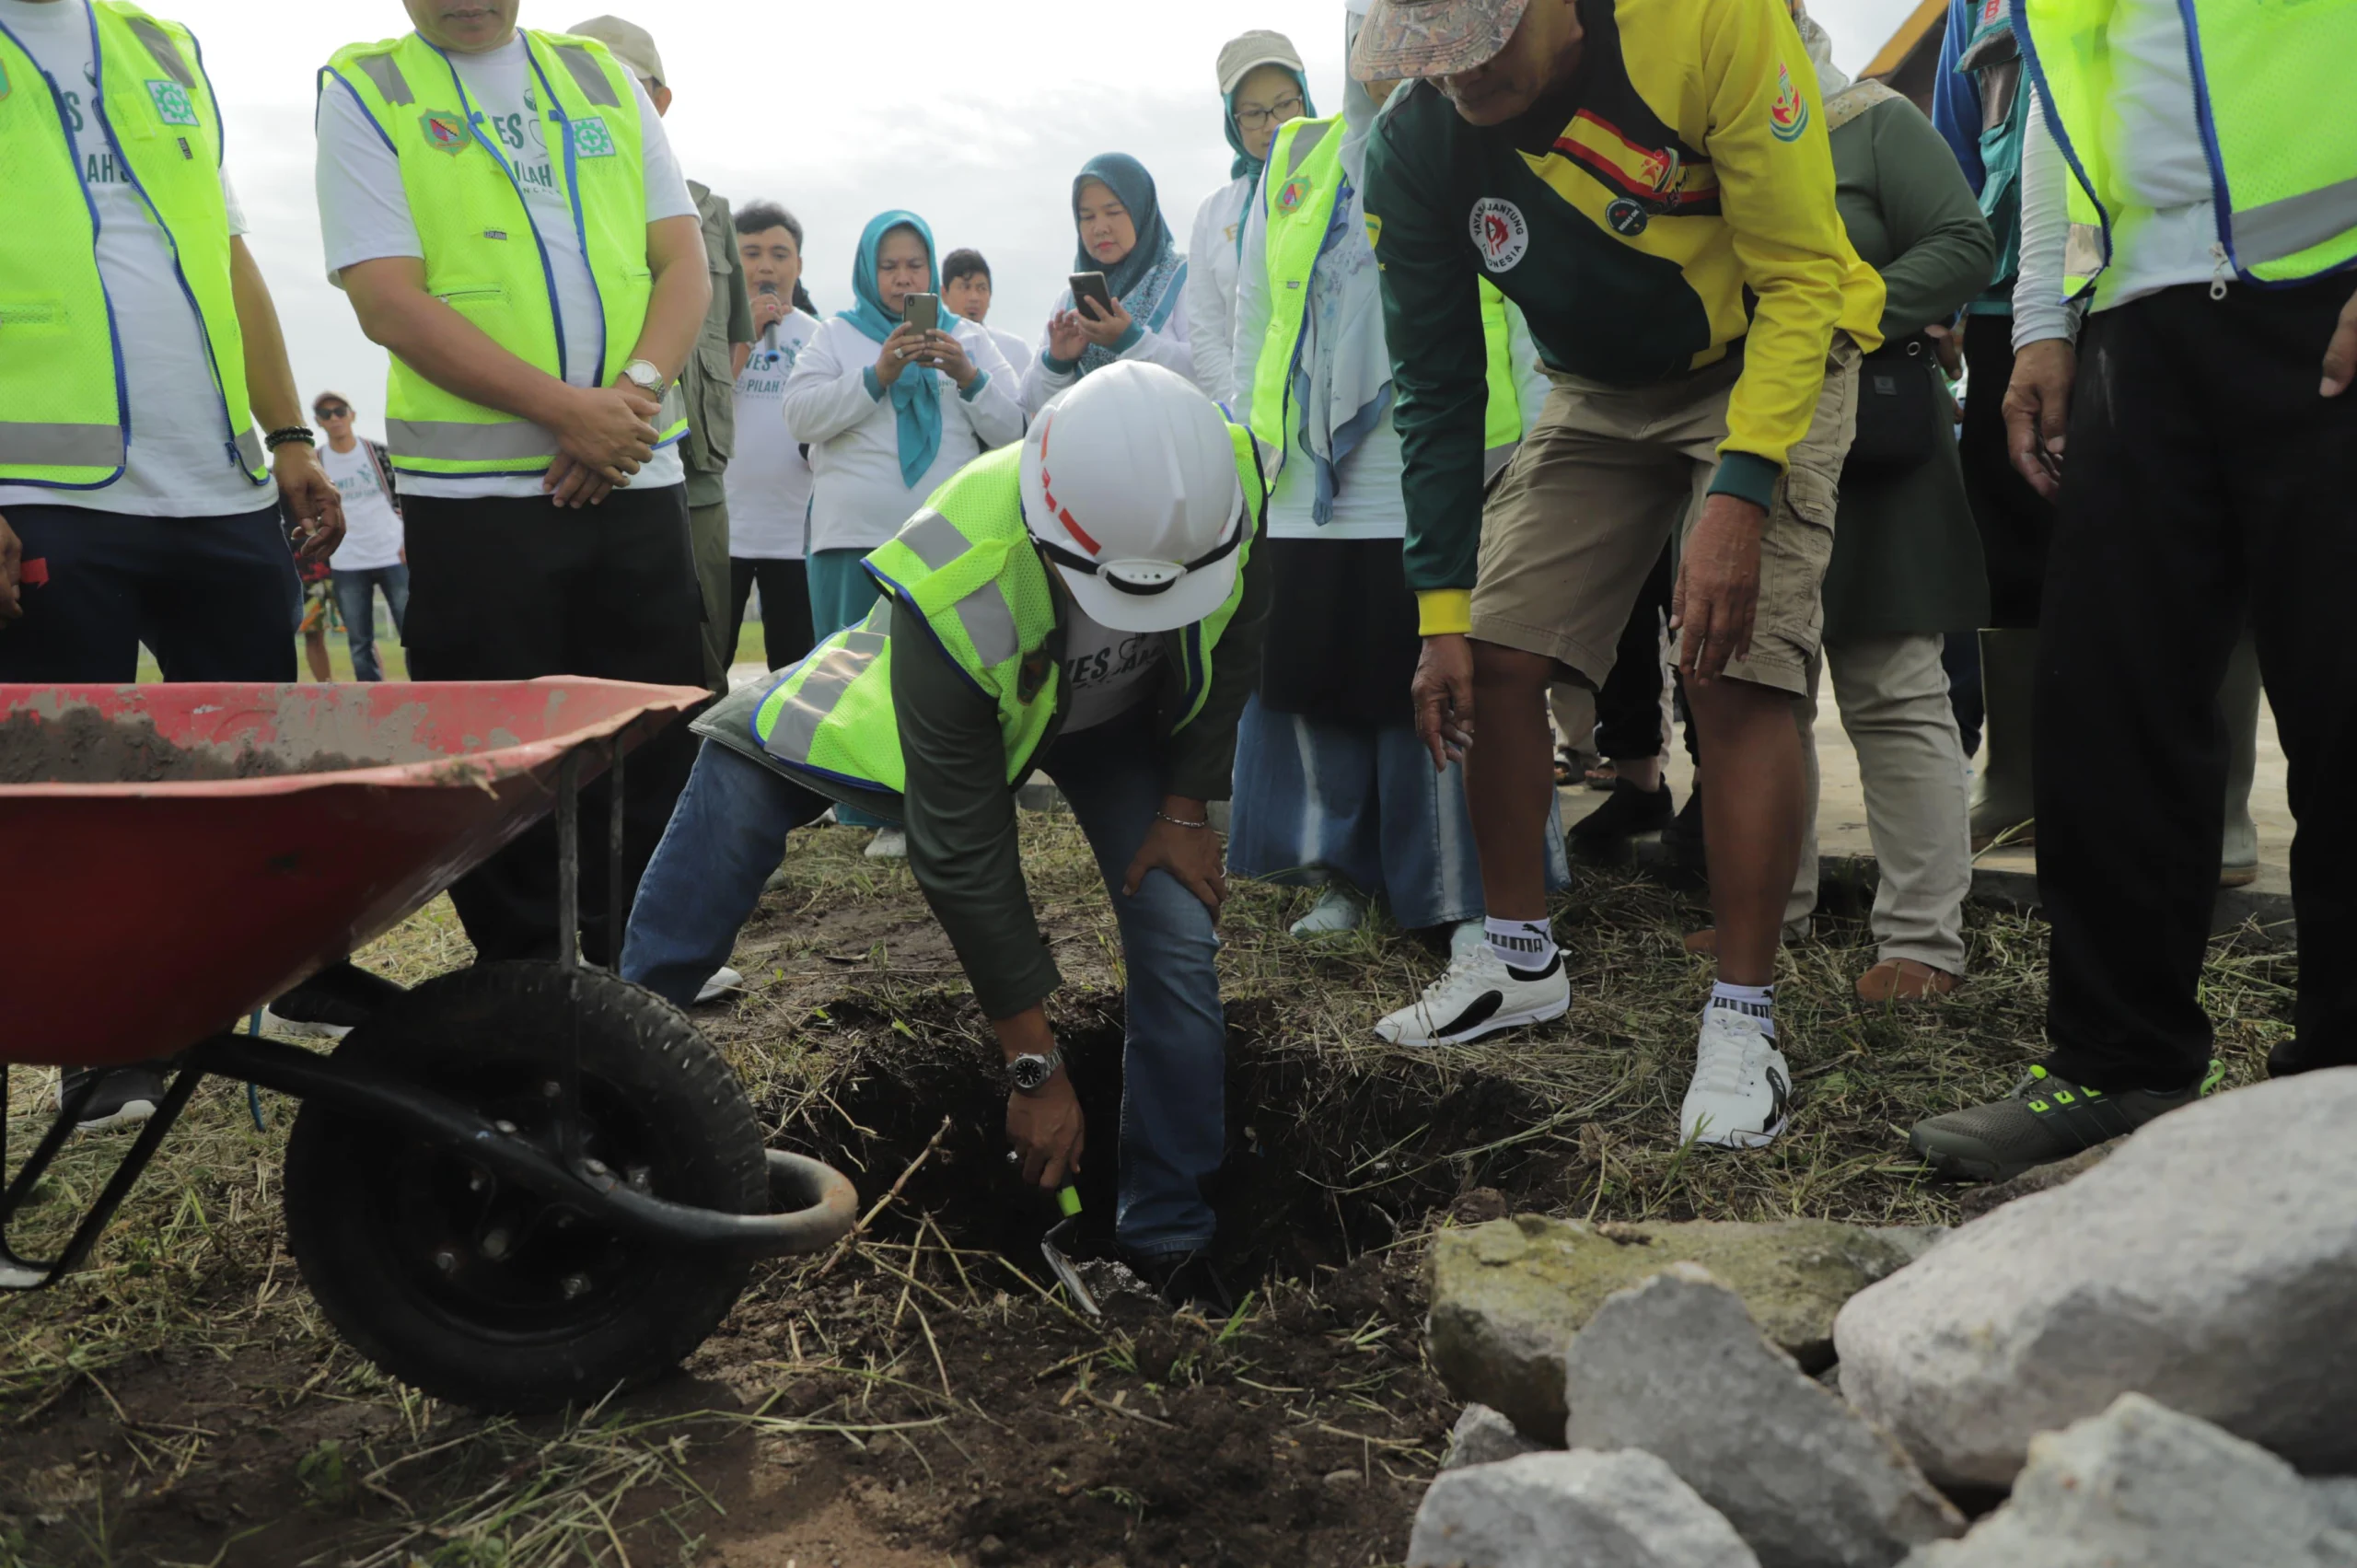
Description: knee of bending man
xmin=1469 ymin=640 xmax=1560 ymax=695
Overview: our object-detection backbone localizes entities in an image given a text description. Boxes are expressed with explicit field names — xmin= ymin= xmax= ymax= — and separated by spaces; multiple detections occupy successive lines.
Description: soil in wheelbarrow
xmin=0 ymin=707 xmax=386 ymax=784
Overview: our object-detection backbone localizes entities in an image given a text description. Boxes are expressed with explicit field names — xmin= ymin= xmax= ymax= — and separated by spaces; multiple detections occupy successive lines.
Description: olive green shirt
xmin=680 ymin=180 xmax=755 ymax=508
xmin=1819 ymin=97 xmax=1998 ymax=640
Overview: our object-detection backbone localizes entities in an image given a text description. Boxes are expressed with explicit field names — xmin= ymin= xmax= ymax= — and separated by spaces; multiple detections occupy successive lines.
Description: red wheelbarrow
xmin=0 ymin=680 xmax=855 ymax=1413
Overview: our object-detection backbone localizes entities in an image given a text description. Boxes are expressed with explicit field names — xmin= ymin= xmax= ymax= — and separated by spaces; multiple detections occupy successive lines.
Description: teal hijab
xmin=839 ymin=210 xmax=947 ymax=488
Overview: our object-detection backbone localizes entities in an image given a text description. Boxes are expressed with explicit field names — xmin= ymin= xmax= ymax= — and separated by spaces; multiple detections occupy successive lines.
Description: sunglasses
xmin=316 ymin=404 xmax=352 ymax=419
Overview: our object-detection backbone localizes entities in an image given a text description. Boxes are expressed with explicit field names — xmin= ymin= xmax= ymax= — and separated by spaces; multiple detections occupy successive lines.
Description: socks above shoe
xmin=1709 ymin=980 xmax=1777 ymax=1041
xmin=1485 ymin=916 xmax=1559 ymax=978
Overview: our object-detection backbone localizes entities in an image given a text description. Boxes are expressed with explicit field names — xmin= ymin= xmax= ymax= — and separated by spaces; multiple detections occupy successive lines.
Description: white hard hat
xmin=1020 ymin=361 xmax=1248 ymax=634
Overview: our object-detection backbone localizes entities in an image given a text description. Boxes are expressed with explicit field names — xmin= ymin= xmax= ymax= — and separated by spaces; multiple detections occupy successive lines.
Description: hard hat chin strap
xmin=1034 ymin=523 xmax=1244 ymax=597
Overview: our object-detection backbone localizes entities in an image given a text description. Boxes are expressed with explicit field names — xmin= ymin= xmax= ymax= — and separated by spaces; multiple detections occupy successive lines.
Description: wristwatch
xmin=1008 ymin=1048 xmax=1063 ymax=1096
xmin=620 ymin=358 xmax=668 ymax=395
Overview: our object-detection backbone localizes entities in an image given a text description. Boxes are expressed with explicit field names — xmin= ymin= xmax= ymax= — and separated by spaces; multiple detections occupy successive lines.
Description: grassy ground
xmin=0 ymin=813 xmax=2297 ymax=1566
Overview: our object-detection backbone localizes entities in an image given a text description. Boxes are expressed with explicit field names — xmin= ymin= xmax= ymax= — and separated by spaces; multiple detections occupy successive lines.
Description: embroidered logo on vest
xmin=1469 ymin=198 xmax=1529 ymax=273
xmin=1275 ymin=177 xmax=1313 ymax=215
xmin=145 ymin=78 xmax=198 ymax=126
xmin=572 ymin=116 xmax=617 ymax=158
xmin=421 ymin=111 xmax=469 ymax=154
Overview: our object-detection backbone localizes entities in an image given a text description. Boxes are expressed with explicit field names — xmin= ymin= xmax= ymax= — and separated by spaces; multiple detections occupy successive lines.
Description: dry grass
xmin=0 ymin=811 xmax=2299 ymax=1564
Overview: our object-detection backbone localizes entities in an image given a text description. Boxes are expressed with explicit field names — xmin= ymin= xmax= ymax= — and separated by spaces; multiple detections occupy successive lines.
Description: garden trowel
xmin=1040 ymin=1185 xmax=1100 ymax=1318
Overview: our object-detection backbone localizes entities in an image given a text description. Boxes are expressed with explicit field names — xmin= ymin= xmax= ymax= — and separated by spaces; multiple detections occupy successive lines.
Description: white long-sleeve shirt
xmin=782 ymin=315 xmax=1024 ymax=555
xmin=1185 ymin=177 xmax=1254 ymax=404
xmin=2013 ymin=0 xmax=2220 ymax=346
xmin=1019 ymin=283 xmax=1197 ymax=416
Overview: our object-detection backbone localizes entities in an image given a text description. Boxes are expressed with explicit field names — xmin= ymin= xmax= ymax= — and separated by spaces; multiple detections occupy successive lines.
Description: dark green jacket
xmin=1819 ymin=96 xmax=1996 ymax=639
xmin=681 ymin=180 xmax=755 ymax=508
xmin=696 ymin=537 xmax=1271 ymax=1019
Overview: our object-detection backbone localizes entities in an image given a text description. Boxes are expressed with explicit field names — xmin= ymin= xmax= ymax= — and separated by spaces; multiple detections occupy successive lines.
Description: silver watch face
xmin=1011 ymin=1053 xmax=1055 ymax=1092
xmin=625 ymin=361 xmax=663 ymax=391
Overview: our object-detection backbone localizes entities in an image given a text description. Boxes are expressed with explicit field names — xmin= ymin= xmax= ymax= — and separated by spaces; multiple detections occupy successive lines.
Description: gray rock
xmin=1429 ymin=1215 xmax=1926 ymax=1441
xmin=1408 ymin=1449 xmax=1760 ymax=1568
xmin=2315 ymin=1479 xmax=2357 ymax=1535
xmin=1567 ymin=1265 xmax=1962 ymax=1568
xmin=1838 ymin=1070 xmax=2357 ymax=1489
xmin=1954 ymin=1140 xmax=2119 ymax=1223
xmin=1900 ymin=1395 xmax=2357 ymax=1568
xmin=1443 ymin=1405 xmax=1548 ymax=1471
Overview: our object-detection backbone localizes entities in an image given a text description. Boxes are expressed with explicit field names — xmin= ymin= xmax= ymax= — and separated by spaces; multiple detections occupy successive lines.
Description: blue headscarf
xmin=1069 ymin=155 xmax=1188 ymax=377
xmin=1223 ymin=69 xmax=1314 ymax=182
xmin=838 ymin=210 xmax=947 ymax=488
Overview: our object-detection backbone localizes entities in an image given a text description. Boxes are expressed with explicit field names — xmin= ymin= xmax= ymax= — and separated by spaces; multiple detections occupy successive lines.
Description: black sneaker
xmin=1124 ymin=1249 xmax=1236 ymax=1316
xmin=2268 ymin=1037 xmax=2351 ymax=1079
xmin=55 ymin=1065 xmax=169 ymax=1132
xmin=1908 ymin=1061 xmax=2222 ymax=1182
xmin=1569 ymin=778 xmax=1676 ymax=844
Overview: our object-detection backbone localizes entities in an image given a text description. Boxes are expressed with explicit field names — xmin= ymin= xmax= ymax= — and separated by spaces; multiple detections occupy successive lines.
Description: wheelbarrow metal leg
xmin=0 ymin=1062 xmax=203 ymax=1290
xmin=553 ymin=750 xmax=586 ymax=1167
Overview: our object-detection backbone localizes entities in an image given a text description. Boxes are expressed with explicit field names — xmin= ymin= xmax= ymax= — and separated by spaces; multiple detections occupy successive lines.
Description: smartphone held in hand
xmin=1069 ymin=272 xmax=1115 ymax=323
xmin=902 ymin=292 xmax=941 ymax=333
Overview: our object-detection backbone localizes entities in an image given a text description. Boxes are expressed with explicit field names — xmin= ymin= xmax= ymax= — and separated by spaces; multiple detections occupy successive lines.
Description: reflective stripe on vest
xmin=322 ymin=29 xmax=689 ymax=476
xmin=752 ymin=428 xmax=1266 ymax=796
xmin=2023 ymin=0 xmax=2357 ymax=296
xmin=1248 ymin=116 xmax=1346 ymax=458
xmin=0 ymin=2 xmax=264 ymax=490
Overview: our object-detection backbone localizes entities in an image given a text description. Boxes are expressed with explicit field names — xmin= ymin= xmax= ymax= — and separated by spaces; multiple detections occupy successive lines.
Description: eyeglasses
xmin=316 ymin=405 xmax=351 ymax=419
xmin=1234 ymin=96 xmax=1305 ymax=132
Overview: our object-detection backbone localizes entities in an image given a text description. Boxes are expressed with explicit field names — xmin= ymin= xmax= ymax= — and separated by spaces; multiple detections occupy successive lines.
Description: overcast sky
xmin=180 ymin=0 xmax=1924 ymax=439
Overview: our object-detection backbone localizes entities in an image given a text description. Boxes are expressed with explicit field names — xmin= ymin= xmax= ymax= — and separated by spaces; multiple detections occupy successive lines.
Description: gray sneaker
xmin=56 ymin=1065 xmax=168 ymax=1133
xmin=1908 ymin=1061 xmax=2220 ymax=1182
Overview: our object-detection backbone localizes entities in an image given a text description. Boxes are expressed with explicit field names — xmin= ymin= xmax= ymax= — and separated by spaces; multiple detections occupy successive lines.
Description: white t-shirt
xmin=725 ymin=312 xmax=818 ymax=559
xmin=1266 ymin=410 xmax=1409 ymax=541
xmin=0 ymin=0 xmax=275 ymax=519
xmin=984 ymin=324 xmax=1034 ymax=381
xmin=313 ymin=32 xmax=696 ymax=500
xmin=1060 ymin=607 xmax=1166 ymax=734
xmin=319 ymin=440 xmax=405 ymax=570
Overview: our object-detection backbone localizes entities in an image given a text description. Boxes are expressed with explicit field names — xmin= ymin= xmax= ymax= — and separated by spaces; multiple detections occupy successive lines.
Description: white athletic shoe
xmin=864 ymin=827 xmax=908 ymax=860
xmin=695 ymin=966 xmax=743 ymax=1005
xmin=1374 ymin=946 xmax=1569 ymax=1047
xmin=1679 ymin=1007 xmax=1794 ymax=1149
xmin=1290 ymin=886 xmax=1366 ymax=937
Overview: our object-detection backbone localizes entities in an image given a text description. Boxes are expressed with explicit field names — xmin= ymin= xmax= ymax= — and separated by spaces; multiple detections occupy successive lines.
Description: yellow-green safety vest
xmin=0 ymin=2 xmax=266 ymax=490
xmin=320 ymin=29 xmax=689 ymax=478
xmin=1250 ymin=114 xmax=1525 ymax=482
xmin=751 ymin=426 xmax=1266 ymax=798
xmin=2022 ymin=0 xmax=2357 ymax=298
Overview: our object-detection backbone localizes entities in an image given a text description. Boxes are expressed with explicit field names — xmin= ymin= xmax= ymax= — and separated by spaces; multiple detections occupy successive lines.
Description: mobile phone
xmin=1069 ymin=272 xmax=1115 ymax=323
xmin=902 ymin=292 xmax=940 ymax=333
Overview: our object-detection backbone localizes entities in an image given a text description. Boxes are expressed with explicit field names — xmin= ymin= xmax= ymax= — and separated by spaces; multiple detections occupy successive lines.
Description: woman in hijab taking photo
xmin=783 ymin=209 xmax=1025 ymax=855
xmin=1022 ymin=155 xmax=1199 ymax=413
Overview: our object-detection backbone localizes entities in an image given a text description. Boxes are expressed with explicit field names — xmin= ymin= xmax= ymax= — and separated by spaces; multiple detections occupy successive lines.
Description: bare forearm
xmin=228 ymin=239 xmax=304 ymax=433
xmin=623 ymin=215 xmax=712 ymax=383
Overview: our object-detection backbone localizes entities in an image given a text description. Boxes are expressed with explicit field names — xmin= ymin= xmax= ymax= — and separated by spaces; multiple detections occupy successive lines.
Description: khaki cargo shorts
xmin=1471 ymin=341 xmax=1859 ymax=697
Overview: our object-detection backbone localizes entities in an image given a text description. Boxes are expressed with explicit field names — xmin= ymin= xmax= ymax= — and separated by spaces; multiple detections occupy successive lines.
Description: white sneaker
xmin=1374 ymin=946 xmax=1569 ymax=1047
xmin=1290 ymin=886 xmax=1365 ymax=937
xmin=1679 ymin=1007 xmax=1794 ymax=1149
xmin=864 ymin=827 xmax=908 ymax=860
xmin=260 ymin=1006 xmax=352 ymax=1040
xmin=695 ymin=966 xmax=743 ymax=1005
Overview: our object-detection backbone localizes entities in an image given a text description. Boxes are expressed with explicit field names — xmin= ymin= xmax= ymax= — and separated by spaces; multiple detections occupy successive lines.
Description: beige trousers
xmin=1788 ymin=633 xmax=1971 ymax=975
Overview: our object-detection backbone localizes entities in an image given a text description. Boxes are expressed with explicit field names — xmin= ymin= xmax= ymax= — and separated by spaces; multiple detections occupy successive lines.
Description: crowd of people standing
xmin=5 ymin=0 xmax=2349 ymax=1301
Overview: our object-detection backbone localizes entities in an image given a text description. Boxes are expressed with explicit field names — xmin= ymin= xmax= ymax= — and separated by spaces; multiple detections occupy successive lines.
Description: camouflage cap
xmin=1349 ymin=0 xmax=1532 ymax=80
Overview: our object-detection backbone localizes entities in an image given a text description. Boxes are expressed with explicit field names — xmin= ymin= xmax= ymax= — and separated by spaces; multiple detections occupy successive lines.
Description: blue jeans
xmin=331 ymin=563 xmax=410 ymax=681
xmin=622 ymin=714 xmax=1226 ymax=1255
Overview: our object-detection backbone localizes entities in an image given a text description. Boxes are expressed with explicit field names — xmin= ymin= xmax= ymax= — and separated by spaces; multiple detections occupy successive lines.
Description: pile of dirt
xmin=0 ymin=707 xmax=384 ymax=784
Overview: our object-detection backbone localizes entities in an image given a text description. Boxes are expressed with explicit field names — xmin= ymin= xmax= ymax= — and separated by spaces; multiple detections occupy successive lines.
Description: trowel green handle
xmin=1057 ymin=1186 xmax=1082 ymax=1218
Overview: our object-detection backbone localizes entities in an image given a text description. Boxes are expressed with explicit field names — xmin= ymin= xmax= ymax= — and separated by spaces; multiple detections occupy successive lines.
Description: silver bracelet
xmin=1155 ymin=810 xmax=1212 ymax=830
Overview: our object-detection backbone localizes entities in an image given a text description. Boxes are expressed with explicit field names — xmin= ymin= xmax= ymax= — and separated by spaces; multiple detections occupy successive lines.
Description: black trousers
xmin=1959 ymin=314 xmax=2060 ymax=629
xmin=1595 ymin=540 xmax=1676 ymax=760
xmin=727 ymin=555 xmax=814 ymax=672
xmin=0 ymin=504 xmax=297 ymax=681
xmin=401 ymin=484 xmax=703 ymax=967
xmin=2038 ymin=279 xmax=2357 ymax=1089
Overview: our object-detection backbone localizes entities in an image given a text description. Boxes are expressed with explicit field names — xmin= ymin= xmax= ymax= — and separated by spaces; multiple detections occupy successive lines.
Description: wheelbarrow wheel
xmin=282 ymin=961 xmax=765 ymax=1413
